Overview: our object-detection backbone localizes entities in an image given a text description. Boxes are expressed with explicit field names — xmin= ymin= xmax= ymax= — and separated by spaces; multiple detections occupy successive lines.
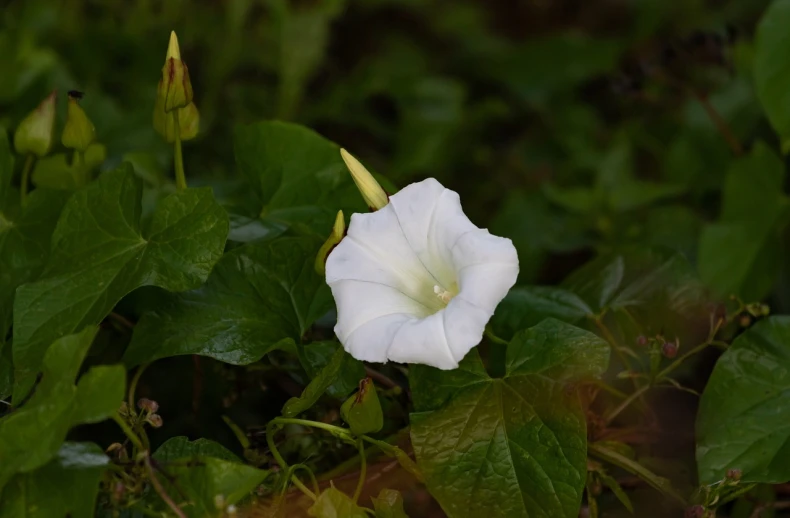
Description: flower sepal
xmin=315 ymin=210 xmax=345 ymax=275
xmin=14 ymin=90 xmax=56 ymax=157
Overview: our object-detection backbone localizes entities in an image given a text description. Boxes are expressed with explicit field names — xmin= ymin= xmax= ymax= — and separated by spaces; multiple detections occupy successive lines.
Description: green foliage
xmin=124 ymin=237 xmax=332 ymax=366
xmin=697 ymin=316 xmax=790 ymax=485
xmin=754 ymin=0 xmax=790 ymax=152
xmin=410 ymin=319 xmax=609 ymax=518
xmin=12 ymin=164 xmax=228 ymax=392
xmin=0 ymin=442 xmax=109 ymax=518
xmin=308 ymin=487 xmax=368 ymax=518
xmin=2 ymin=1 xmax=790 ymax=516
xmin=0 ymin=327 xmax=123 ymax=491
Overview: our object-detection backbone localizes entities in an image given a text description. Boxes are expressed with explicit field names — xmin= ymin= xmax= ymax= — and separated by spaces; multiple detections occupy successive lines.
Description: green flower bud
xmin=153 ymin=96 xmax=199 ymax=143
xmin=14 ymin=90 xmax=57 ymax=157
xmin=315 ymin=210 xmax=345 ymax=275
xmin=340 ymin=378 xmax=383 ymax=436
xmin=158 ymin=31 xmax=194 ymax=112
xmin=61 ymin=91 xmax=95 ymax=152
xmin=340 ymin=148 xmax=389 ymax=211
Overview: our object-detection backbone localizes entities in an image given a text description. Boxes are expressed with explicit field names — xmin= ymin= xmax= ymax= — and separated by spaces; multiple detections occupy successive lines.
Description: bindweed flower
xmin=325 ymin=176 xmax=519 ymax=370
xmin=14 ymin=90 xmax=56 ymax=157
xmin=62 ymin=91 xmax=95 ymax=152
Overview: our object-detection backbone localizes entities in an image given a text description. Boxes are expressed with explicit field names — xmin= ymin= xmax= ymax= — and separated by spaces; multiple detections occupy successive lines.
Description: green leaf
xmin=0 ymin=327 xmax=125 ymax=491
xmin=697 ymin=316 xmax=790 ymax=484
xmin=372 ymin=489 xmax=409 ymax=518
xmin=491 ymin=286 xmax=592 ymax=339
xmin=698 ymin=143 xmax=789 ymax=300
xmin=284 ymin=346 xmax=361 ymax=417
xmin=0 ymin=188 xmax=70 ymax=343
xmin=124 ymin=237 xmax=333 ymax=366
xmin=308 ymin=487 xmax=368 ymax=518
xmin=154 ymin=457 xmax=269 ymax=518
xmin=561 ymin=248 xmax=707 ymax=315
xmin=233 ymin=121 xmax=366 ymax=234
xmin=31 ymin=144 xmax=106 ymax=190
xmin=153 ymin=436 xmax=240 ymax=463
xmin=298 ymin=340 xmax=366 ymax=399
xmin=341 ymin=378 xmax=383 ymax=436
xmin=12 ymin=164 xmax=229 ymax=383
xmin=754 ymin=0 xmax=790 ymax=150
xmin=410 ymin=319 xmax=609 ymax=518
xmin=0 ymin=442 xmax=108 ymax=518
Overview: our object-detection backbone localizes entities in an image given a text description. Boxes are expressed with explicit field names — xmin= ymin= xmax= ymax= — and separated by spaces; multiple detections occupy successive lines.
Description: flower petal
xmin=442 ymin=296 xmax=492 ymax=363
xmin=387 ymin=311 xmax=458 ymax=369
xmin=326 ymin=205 xmax=443 ymax=313
xmin=343 ymin=313 xmax=415 ymax=363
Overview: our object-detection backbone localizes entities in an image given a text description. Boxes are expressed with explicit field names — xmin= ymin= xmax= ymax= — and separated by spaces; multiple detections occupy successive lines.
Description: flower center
xmin=433 ymin=284 xmax=457 ymax=305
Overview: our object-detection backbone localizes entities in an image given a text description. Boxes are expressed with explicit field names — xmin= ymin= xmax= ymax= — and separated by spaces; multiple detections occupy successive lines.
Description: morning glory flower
xmin=325 ymin=154 xmax=519 ymax=370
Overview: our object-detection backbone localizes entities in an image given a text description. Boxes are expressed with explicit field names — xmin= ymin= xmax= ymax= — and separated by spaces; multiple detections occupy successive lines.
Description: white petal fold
xmin=326 ymin=178 xmax=519 ymax=370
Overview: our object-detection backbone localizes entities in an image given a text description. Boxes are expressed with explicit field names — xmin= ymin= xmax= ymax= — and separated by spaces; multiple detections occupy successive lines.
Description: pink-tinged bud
xmin=137 ymin=398 xmax=159 ymax=413
xmin=147 ymin=414 xmax=163 ymax=428
xmin=14 ymin=90 xmax=56 ymax=157
xmin=661 ymin=340 xmax=678 ymax=359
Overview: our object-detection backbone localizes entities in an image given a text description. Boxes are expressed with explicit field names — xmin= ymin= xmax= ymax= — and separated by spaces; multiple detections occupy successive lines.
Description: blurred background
xmin=0 ymin=1 xmax=782 ymax=516
xmin=1 ymin=0 xmax=777 ymax=288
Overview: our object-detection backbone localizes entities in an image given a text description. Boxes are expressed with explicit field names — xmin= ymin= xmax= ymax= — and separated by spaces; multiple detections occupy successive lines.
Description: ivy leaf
xmin=0 ymin=442 xmax=109 ymax=518
xmin=284 ymin=346 xmax=362 ymax=417
xmin=372 ymin=489 xmax=409 ymax=518
xmin=491 ymin=286 xmax=592 ymax=339
xmin=698 ymin=143 xmax=789 ymax=300
xmin=12 ymin=164 xmax=229 ymax=386
xmin=410 ymin=319 xmax=609 ymax=518
xmin=153 ymin=457 xmax=269 ymax=518
xmin=307 ymin=487 xmax=368 ymax=518
xmin=754 ymin=0 xmax=790 ymax=152
xmin=124 ymin=237 xmax=333 ymax=366
xmin=153 ymin=436 xmax=240 ymax=463
xmin=0 ymin=327 xmax=124 ymax=491
xmin=233 ymin=121 xmax=366 ymax=234
xmin=697 ymin=316 xmax=790 ymax=484
xmin=298 ymin=341 xmax=366 ymax=399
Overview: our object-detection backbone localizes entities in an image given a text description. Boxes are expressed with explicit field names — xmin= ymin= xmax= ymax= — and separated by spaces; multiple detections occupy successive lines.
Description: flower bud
xmin=684 ymin=505 xmax=706 ymax=518
xmin=61 ymin=91 xmax=95 ymax=152
xmin=726 ymin=468 xmax=742 ymax=481
xmin=661 ymin=340 xmax=678 ymax=359
xmin=340 ymin=148 xmax=389 ymax=211
xmin=739 ymin=314 xmax=751 ymax=327
xmin=635 ymin=335 xmax=647 ymax=346
xmin=315 ymin=210 xmax=345 ymax=275
xmin=137 ymin=398 xmax=159 ymax=413
xmin=14 ymin=90 xmax=56 ymax=157
xmin=153 ymin=97 xmax=200 ymax=143
xmin=158 ymin=31 xmax=194 ymax=113
xmin=147 ymin=413 xmax=163 ymax=428
xmin=341 ymin=377 xmax=383 ymax=436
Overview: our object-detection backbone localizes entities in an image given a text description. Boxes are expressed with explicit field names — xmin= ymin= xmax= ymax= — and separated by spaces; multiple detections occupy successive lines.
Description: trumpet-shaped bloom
xmin=325 ymin=178 xmax=519 ymax=370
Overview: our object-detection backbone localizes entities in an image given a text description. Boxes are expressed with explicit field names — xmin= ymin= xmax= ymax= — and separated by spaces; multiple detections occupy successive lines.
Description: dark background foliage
xmin=3 ymin=0 xmax=790 ymax=516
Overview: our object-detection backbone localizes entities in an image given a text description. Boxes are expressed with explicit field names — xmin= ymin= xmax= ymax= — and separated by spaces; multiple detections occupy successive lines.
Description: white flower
xmin=325 ymin=178 xmax=519 ymax=370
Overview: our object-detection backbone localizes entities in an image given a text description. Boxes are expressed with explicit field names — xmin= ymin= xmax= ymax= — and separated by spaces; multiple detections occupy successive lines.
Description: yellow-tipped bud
xmin=153 ymin=96 xmax=200 ymax=143
xmin=158 ymin=31 xmax=194 ymax=113
xmin=61 ymin=91 xmax=95 ymax=152
xmin=315 ymin=210 xmax=345 ymax=275
xmin=340 ymin=148 xmax=389 ymax=211
xmin=14 ymin=90 xmax=57 ymax=157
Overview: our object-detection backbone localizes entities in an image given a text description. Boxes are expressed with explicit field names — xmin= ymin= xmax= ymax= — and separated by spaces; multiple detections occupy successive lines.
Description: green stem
xmin=266 ymin=422 xmax=317 ymax=501
xmin=272 ymin=417 xmax=352 ymax=438
xmin=484 ymin=326 xmax=509 ymax=346
xmin=485 ymin=326 xmax=508 ymax=378
xmin=603 ymin=384 xmax=650 ymax=425
xmin=20 ymin=154 xmax=34 ymax=205
xmin=144 ymin=453 xmax=187 ymax=518
xmin=128 ymin=363 xmax=149 ymax=409
xmin=588 ymin=442 xmax=686 ymax=506
xmin=656 ymin=341 xmax=712 ymax=381
xmin=353 ymin=439 xmax=367 ymax=503
xmin=112 ymin=413 xmax=145 ymax=452
xmin=172 ymin=112 xmax=186 ymax=190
